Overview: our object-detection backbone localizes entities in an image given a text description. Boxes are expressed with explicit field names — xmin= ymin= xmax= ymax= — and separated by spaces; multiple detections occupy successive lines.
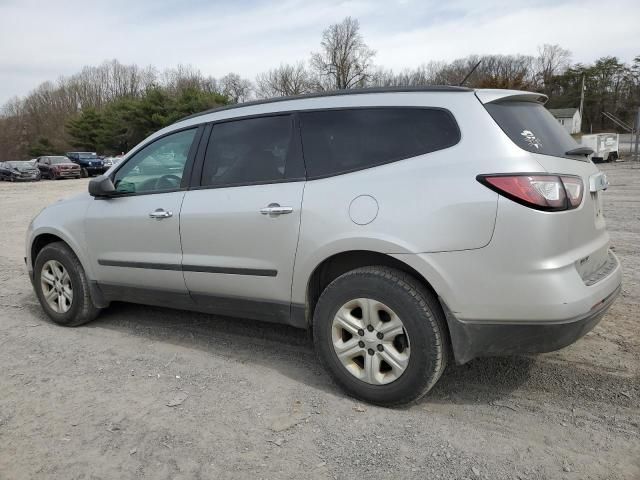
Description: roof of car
xmin=548 ymin=107 xmax=579 ymax=118
xmin=176 ymin=86 xmax=473 ymax=123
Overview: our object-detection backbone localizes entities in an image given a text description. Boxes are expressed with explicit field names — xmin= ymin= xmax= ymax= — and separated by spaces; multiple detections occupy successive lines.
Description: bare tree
xmin=310 ymin=17 xmax=376 ymax=90
xmin=255 ymin=62 xmax=312 ymax=98
xmin=535 ymin=44 xmax=572 ymax=94
xmin=163 ymin=64 xmax=206 ymax=93
xmin=219 ymin=73 xmax=253 ymax=103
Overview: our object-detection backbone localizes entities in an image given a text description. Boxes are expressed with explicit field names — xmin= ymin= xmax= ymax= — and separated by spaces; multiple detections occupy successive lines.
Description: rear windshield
xmin=484 ymin=101 xmax=583 ymax=160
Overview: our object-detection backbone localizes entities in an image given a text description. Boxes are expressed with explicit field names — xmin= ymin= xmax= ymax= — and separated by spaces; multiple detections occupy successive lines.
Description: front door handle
xmin=260 ymin=203 xmax=293 ymax=216
xmin=149 ymin=208 xmax=173 ymax=219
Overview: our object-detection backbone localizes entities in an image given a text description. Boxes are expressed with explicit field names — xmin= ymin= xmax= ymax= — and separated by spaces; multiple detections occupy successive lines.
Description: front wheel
xmin=313 ymin=266 xmax=448 ymax=406
xmin=33 ymin=242 xmax=101 ymax=326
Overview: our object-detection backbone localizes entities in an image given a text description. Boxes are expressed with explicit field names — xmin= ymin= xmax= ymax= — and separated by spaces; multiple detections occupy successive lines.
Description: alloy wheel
xmin=40 ymin=260 xmax=73 ymax=313
xmin=331 ymin=298 xmax=410 ymax=385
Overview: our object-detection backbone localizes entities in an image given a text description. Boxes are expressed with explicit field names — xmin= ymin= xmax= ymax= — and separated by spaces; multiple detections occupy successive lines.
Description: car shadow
xmin=86 ymin=302 xmax=535 ymax=406
xmin=427 ymin=356 xmax=535 ymax=406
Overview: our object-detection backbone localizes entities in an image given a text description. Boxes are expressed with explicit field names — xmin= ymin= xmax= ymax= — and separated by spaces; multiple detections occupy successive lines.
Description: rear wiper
xmin=565 ymin=147 xmax=594 ymax=156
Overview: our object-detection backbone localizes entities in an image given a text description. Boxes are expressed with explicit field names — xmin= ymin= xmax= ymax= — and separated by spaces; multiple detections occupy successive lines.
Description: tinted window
xmin=485 ymin=101 xmax=582 ymax=160
xmin=201 ymin=115 xmax=295 ymax=187
xmin=113 ymin=128 xmax=196 ymax=194
xmin=299 ymin=108 xmax=459 ymax=178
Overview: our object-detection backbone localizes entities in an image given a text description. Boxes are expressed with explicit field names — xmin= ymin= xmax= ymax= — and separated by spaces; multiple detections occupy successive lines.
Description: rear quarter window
xmin=299 ymin=108 xmax=460 ymax=178
xmin=484 ymin=101 xmax=583 ymax=160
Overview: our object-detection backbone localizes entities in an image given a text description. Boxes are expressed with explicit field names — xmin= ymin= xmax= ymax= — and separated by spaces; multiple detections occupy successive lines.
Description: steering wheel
xmin=155 ymin=174 xmax=182 ymax=190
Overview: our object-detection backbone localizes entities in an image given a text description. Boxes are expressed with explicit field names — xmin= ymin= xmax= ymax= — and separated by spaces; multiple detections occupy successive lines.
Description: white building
xmin=548 ymin=108 xmax=582 ymax=135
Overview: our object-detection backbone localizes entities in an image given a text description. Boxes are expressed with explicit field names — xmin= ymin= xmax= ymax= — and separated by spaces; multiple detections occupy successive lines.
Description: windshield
xmin=50 ymin=157 xmax=70 ymax=164
xmin=484 ymin=101 xmax=585 ymax=161
xmin=79 ymin=153 xmax=97 ymax=159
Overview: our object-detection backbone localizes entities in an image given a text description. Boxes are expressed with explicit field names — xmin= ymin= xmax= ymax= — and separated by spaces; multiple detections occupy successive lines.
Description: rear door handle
xmin=260 ymin=203 xmax=293 ymax=216
xmin=149 ymin=208 xmax=173 ymax=219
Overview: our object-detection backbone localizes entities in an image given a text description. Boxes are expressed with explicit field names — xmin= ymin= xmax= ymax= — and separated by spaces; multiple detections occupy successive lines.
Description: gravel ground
xmin=0 ymin=163 xmax=638 ymax=480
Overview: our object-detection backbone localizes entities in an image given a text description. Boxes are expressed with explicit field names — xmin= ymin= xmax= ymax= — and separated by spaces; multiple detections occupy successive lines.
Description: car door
xmin=179 ymin=114 xmax=306 ymax=324
xmin=84 ymin=126 xmax=202 ymax=301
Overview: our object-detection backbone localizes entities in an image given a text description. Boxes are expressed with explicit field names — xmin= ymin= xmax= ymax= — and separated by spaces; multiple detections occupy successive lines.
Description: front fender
xmin=26 ymin=195 xmax=93 ymax=279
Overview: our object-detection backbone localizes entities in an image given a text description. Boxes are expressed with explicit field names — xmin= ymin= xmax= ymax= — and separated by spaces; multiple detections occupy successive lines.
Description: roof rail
xmin=174 ymin=85 xmax=473 ymax=124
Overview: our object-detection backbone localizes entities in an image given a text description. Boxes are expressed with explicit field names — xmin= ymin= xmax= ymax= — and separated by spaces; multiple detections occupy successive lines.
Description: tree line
xmin=1 ymin=17 xmax=638 ymax=160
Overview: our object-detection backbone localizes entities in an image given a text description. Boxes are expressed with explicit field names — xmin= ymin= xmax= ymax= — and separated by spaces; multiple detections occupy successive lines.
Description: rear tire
xmin=313 ymin=266 xmax=448 ymax=406
xmin=33 ymin=242 xmax=101 ymax=327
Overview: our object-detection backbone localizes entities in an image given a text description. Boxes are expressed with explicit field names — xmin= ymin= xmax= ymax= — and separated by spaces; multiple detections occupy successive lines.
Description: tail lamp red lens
xmin=477 ymin=174 xmax=583 ymax=211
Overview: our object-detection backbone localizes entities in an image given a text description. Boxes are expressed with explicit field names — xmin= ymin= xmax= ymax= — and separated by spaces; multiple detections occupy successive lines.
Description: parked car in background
xmin=26 ymin=87 xmax=621 ymax=406
xmin=36 ymin=156 xmax=81 ymax=179
xmin=103 ymin=156 xmax=124 ymax=168
xmin=65 ymin=152 xmax=106 ymax=177
xmin=0 ymin=161 xmax=41 ymax=181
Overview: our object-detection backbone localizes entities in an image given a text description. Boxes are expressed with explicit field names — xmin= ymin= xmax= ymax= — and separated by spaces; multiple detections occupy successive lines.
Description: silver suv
xmin=26 ymin=87 xmax=622 ymax=405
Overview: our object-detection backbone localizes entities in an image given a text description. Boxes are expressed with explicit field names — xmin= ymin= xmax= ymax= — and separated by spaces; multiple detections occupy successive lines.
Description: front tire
xmin=33 ymin=242 xmax=101 ymax=326
xmin=313 ymin=266 xmax=448 ymax=406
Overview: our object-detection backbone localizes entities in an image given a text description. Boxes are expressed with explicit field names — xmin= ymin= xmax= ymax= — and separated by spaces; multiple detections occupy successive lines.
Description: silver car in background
xmin=25 ymin=87 xmax=621 ymax=405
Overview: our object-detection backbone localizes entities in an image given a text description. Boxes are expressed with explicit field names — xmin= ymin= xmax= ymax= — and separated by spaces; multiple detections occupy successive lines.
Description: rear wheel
xmin=34 ymin=242 xmax=101 ymax=326
xmin=313 ymin=266 xmax=448 ymax=406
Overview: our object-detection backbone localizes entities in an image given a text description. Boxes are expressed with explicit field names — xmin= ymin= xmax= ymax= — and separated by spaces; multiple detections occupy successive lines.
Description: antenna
xmin=459 ymin=60 xmax=482 ymax=86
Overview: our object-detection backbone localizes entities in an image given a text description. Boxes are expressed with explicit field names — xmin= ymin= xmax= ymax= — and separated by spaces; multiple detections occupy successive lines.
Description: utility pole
xmin=578 ymin=74 xmax=585 ymax=133
xmin=634 ymin=106 xmax=640 ymax=161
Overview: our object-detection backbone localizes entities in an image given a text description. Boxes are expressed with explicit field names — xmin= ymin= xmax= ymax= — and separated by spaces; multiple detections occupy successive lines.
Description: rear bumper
xmin=443 ymin=284 xmax=621 ymax=364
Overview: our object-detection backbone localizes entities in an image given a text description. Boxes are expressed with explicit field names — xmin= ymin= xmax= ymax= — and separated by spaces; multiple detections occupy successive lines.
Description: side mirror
xmin=89 ymin=175 xmax=116 ymax=197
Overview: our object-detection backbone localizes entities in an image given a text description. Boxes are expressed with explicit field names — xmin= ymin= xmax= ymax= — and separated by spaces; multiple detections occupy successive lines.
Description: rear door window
xmin=484 ymin=101 xmax=583 ymax=160
xmin=200 ymin=115 xmax=300 ymax=187
xmin=299 ymin=108 xmax=460 ymax=178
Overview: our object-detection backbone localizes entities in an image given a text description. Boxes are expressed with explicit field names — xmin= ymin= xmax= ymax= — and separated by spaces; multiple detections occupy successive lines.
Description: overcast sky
xmin=1 ymin=0 xmax=638 ymax=105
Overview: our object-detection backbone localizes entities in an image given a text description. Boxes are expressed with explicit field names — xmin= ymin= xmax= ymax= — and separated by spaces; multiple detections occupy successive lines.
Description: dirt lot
xmin=0 ymin=163 xmax=638 ymax=480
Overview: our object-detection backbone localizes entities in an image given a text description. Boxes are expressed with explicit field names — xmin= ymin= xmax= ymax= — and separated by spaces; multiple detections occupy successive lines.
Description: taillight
xmin=560 ymin=176 xmax=583 ymax=208
xmin=477 ymin=174 xmax=583 ymax=211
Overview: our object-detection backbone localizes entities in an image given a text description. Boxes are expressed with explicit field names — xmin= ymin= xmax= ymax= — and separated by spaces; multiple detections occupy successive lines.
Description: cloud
xmin=0 ymin=0 xmax=638 ymax=104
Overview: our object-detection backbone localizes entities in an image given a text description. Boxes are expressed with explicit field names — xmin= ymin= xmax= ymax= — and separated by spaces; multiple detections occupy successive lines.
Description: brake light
xmin=560 ymin=176 xmax=583 ymax=208
xmin=477 ymin=174 xmax=583 ymax=211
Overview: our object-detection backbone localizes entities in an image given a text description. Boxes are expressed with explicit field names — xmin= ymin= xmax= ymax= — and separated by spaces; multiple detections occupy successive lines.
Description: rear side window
xmin=201 ymin=115 xmax=298 ymax=187
xmin=484 ymin=101 xmax=582 ymax=160
xmin=299 ymin=108 xmax=460 ymax=178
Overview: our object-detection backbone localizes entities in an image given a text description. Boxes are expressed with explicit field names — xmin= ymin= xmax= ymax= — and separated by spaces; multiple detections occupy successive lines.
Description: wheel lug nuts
xmin=367 ymin=348 xmax=374 ymax=356
xmin=367 ymin=325 xmax=374 ymax=332
xmin=376 ymin=332 xmax=383 ymax=339
xmin=357 ymin=329 xmax=365 ymax=336
xmin=358 ymin=341 xmax=365 ymax=348
xmin=377 ymin=344 xmax=384 ymax=352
